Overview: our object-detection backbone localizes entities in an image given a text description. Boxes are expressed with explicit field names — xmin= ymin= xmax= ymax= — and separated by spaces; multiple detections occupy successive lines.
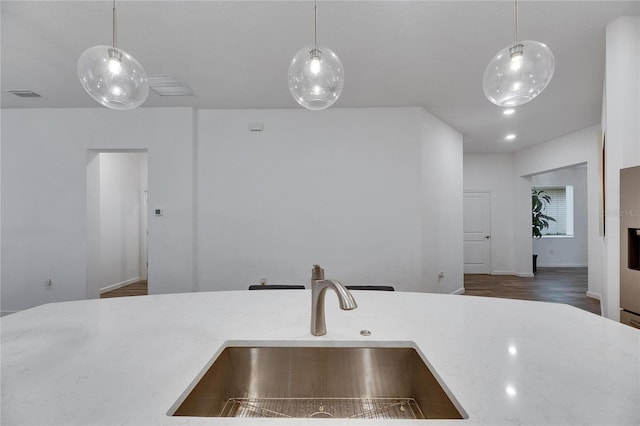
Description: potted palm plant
xmin=532 ymin=188 xmax=556 ymax=273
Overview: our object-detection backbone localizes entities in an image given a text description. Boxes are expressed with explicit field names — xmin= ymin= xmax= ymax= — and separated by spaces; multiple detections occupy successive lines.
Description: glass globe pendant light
xmin=482 ymin=0 xmax=554 ymax=107
xmin=288 ymin=0 xmax=344 ymax=110
xmin=77 ymin=0 xmax=148 ymax=110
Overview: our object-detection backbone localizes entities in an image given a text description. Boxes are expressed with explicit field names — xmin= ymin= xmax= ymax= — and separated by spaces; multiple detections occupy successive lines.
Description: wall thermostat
xmin=154 ymin=208 xmax=164 ymax=217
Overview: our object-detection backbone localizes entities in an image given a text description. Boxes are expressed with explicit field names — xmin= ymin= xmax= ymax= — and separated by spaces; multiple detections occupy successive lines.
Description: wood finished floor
xmin=100 ymin=281 xmax=148 ymax=298
xmin=100 ymin=268 xmax=601 ymax=316
xmin=464 ymin=267 xmax=601 ymax=315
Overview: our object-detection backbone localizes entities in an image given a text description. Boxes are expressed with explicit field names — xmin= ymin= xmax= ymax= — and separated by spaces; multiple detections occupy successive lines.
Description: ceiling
xmin=2 ymin=1 xmax=638 ymax=153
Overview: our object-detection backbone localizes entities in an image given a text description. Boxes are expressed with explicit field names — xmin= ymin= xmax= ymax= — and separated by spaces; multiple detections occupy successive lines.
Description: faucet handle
xmin=311 ymin=265 xmax=325 ymax=280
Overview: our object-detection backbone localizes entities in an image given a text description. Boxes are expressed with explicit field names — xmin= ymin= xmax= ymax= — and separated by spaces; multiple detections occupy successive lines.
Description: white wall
xmin=420 ymin=109 xmax=464 ymax=294
xmin=2 ymin=106 xmax=463 ymax=312
xmin=531 ymin=166 xmax=588 ymax=267
xmin=463 ymin=154 xmax=515 ymax=275
xmin=196 ymin=108 xmax=428 ymax=291
xmin=86 ymin=152 xmax=101 ymax=300
xmin=139 ymin=154 xmax=148 ymax=281
xmin=1 ymin=108 xmax=194 ymax=313
xmin=0 ymin=110 xmax=3 ymax=314
xmin=602 ymin=16 xmax=640 ymax=321
xmin=97 ymin=152 xmax=144 ymax=293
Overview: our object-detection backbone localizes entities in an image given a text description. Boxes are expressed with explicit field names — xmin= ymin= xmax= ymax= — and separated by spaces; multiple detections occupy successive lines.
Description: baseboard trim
xmin=451 ymin=287 xmax=465 ymax=295
xmin=517 ymin=272 xmax=535 ymax=278
xmin=586 ymin=291 xmax=601 ymax=300
xmin=537 ymin=263 xmax=588 ymax=268
xmin=465 ymin=271 xmax=534 ymax=277
xmin=491 ymin=271 xmax=515 ymax=276
xmin=100 ymin=277 xmax=141 ymax=294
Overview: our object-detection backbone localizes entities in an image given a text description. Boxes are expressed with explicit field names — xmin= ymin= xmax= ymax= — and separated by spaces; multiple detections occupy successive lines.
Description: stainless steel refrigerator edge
xmin=620 ymin=165 xmax=640 ymax=329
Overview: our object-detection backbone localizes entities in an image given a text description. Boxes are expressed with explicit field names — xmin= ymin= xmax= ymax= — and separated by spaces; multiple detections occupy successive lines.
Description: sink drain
xmin=309 ymin=411 xmax=334 ymax=418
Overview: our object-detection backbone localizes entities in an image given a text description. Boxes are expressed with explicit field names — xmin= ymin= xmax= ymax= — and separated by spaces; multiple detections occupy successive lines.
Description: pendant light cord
xmin=112 ymin=0 xmax=118 ymax=49
xmin=513 ymin=0 xmax=519 ymax=46
xmin=313 ymin=0 xmax=317 ymax=49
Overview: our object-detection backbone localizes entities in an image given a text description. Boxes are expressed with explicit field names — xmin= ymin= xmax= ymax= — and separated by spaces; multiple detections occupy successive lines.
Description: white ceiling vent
xmin=148 ymin=75 xmax=194 ymax=96
xmin=9 ymin=90 xmax=42 ymax=98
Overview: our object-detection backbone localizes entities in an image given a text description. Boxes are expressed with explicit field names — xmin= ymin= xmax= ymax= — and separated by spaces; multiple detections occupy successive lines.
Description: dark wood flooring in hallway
xmin=464 ymin=267 xmax=601 ymax=315
xmin=100 ymin=268 xmax=601 ymax=316
xmin=100 ymin=281 xmax=148 ymax=298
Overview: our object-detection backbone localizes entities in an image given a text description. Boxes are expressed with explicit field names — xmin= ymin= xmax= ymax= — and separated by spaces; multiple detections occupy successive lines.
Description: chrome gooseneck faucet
xmin=310 ymin=265 xmax=358 ymax=336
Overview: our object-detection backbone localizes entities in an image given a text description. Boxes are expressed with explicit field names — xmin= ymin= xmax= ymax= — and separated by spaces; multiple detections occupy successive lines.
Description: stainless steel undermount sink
xmin=171 ymin=342 xmax=466 ymax=420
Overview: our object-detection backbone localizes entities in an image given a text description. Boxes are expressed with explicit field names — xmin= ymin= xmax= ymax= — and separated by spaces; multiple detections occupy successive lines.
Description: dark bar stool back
xmin=345 ymin=285 xmax=395 ymax=291
xmin=248 ymin=285 xmax=306 ymax=290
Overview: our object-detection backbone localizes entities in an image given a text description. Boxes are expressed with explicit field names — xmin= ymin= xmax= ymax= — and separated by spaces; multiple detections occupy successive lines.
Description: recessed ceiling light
xmin=505 ymin=134 xmax=517 ymax=141
xmin=503 ymin=108 xmax=515 ymax=116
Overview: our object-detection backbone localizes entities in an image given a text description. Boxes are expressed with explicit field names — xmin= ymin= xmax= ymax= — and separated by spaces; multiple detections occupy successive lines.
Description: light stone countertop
xmin=1 ymin=290 xmax=639 ymax=425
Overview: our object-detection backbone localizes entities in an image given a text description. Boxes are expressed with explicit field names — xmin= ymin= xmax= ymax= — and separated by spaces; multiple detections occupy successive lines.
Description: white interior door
xmin=464 ymin=192 xmax=491 ymax=274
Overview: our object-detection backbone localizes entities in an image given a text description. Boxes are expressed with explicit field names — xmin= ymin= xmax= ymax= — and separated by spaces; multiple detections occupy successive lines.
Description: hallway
xmin=464 ymin=267 xmax=600 ymax=315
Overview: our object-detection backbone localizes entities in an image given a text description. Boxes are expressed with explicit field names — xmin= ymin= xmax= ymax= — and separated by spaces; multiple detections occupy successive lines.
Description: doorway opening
xmin=530 ymin=164 xmax=587 ymax=272
xmin=87 ymin=150 xmax=148 ymax=299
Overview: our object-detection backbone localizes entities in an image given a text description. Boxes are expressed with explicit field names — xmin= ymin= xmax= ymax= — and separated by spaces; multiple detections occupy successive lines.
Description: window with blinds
xmin=538 ymin=186 xmax=574 ymax=237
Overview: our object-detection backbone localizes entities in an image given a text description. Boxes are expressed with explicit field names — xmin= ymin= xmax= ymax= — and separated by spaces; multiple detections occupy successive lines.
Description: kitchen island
xmin=1 ymin=290 xmax=639 ymax=425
